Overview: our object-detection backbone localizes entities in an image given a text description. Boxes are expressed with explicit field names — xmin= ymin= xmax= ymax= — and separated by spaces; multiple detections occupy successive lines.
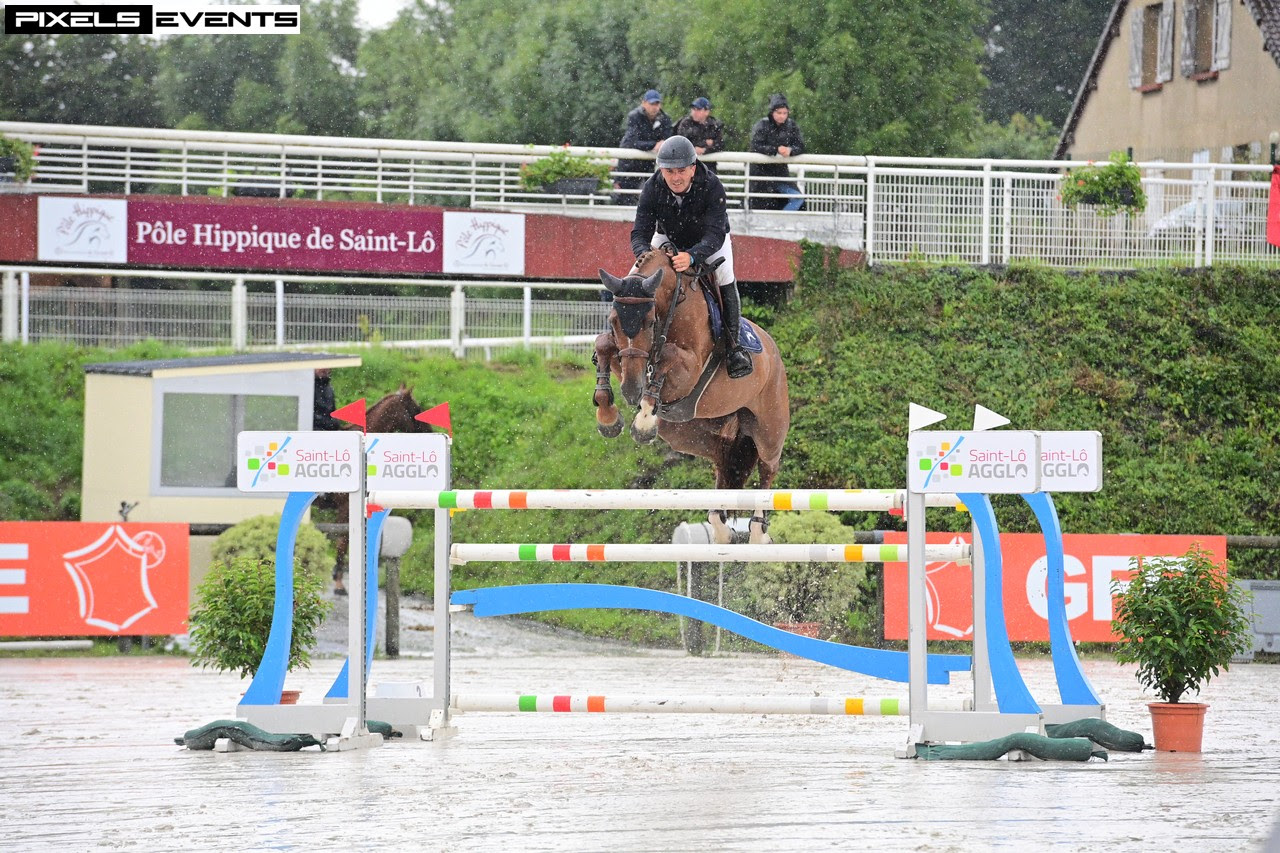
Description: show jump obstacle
xmin=232 ymin=404 xmax=1103 ymax=756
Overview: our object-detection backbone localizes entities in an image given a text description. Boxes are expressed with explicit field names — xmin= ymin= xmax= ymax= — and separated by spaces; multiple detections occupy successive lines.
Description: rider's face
xmin=661 ymin=164 xmax=696 ymax=194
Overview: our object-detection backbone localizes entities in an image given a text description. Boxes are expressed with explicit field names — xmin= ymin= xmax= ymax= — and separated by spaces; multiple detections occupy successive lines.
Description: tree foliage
xmin=981 ymin=0 xmax=1114 ymax=126
xmin=0 ymin=33 xmax=162 ymax=126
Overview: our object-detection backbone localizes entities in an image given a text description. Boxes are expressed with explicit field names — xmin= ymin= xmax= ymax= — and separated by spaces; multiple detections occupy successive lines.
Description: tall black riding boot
xmin=720 ymin=282 xmax=753 ymax=379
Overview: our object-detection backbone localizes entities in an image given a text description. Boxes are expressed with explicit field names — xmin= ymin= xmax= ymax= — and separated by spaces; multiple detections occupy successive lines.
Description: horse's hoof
xmin=749 ymin=531 xmax=773 ymax=545
xmin=630 ymin=422 xmax=657 ymax=444
xmin=597 ymin=419 xmax=622 ymax=439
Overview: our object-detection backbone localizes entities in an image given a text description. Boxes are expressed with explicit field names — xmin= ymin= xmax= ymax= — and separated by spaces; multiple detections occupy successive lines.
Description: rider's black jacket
xmin=630 ymin=162 xmax=731 ymax=266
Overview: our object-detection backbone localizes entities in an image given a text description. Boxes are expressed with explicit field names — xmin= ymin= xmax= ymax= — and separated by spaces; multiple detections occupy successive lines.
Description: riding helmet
xmin=655 ymin=136 xmax=697 ymax=170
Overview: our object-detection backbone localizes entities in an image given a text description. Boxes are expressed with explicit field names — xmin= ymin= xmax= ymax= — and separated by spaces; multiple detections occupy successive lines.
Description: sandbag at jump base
xmin=176 ymin=720 xmax=322 ymax=751
xmin=915 ymin=732 xmax=1107 ymax=762
xmin=1045 ymin=718 xmax=1150 ymax=752
xmin=176 ymin=719 xmax=402 ymax=751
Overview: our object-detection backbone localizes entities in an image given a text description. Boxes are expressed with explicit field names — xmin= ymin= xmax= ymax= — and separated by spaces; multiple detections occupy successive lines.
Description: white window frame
xmin=150 ymin=369 xmax=311 ymax=497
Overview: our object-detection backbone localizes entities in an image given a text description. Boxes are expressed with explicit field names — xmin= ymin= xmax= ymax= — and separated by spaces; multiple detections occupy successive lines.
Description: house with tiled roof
xmin=1055 ymin=0 xmax=1280 ymax=163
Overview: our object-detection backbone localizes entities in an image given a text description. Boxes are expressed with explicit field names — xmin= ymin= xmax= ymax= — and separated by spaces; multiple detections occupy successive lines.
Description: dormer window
xmin=1131 ymin=1 xmax=1174 ymax=90
xmin=1181 ymin=0 xmax=1231 ymax=79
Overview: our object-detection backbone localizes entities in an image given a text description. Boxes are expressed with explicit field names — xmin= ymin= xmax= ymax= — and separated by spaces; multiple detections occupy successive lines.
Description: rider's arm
xmin=685 ymin=182 xmax=730 ymax=265
xmin=630 ymin=181 xmax=659 ymax=257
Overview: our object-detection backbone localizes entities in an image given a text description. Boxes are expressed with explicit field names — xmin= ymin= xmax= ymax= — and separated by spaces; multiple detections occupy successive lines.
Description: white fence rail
xmin=0 ymin=266 xmax=605 ymax=356
xmin=2 ymin=121 xmax=1277 ymax=269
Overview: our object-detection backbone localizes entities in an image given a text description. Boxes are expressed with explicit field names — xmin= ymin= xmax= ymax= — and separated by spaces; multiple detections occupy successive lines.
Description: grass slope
xmin=4 ymin=256 xmax=1279 ymax=643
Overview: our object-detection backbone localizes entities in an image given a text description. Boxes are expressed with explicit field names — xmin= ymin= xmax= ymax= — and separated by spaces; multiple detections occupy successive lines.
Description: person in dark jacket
xmin=674 ymin=96 xmax=725 ymax=173
xmin=628 ymin=135 xmax=752 ymax=378
xmin=312 ymin=367 xmax=347 ymax=593
xmin=749 ymin=93 xmax=805 ymax=211
xmin=313 ymin=368 xmax=341 ymax=431
xmin=613 ymin=89 xmax=673 ymax=204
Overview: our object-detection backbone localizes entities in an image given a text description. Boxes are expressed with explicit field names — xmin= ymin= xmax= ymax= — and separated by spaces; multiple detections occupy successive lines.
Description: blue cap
xmin=643 ymin=89 xmax=662 ymax=103
xmin=691 ymin=97 xmax=711 ymax=110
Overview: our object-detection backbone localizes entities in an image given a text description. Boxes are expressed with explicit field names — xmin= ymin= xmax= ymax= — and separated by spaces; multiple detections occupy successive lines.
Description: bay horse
xmin=593 ymin=249 xmax=790 ymax=544
xmin=316 ymin=384 xmax=433 ymax=593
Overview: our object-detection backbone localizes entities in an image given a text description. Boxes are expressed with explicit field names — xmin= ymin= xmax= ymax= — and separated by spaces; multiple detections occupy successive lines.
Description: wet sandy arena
xmin=3 ymin=613 xmax=1279 ymax=852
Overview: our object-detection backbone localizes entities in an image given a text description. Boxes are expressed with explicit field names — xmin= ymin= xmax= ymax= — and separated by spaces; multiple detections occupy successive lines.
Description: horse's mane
xmin=636 ymin=248 xmax=673 ymax=271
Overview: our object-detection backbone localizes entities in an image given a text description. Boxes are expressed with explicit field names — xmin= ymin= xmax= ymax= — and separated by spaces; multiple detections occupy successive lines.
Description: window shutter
xmin=1130 ymin=8 xmax=1144 ymax=88
xmin=1211 ymin=0 xmax=1232 ymax=71
xmin=1180 ymin=1 xmax=1198 ymax=77
xmin=1157 ymin=0 xmax=1174 ymax=83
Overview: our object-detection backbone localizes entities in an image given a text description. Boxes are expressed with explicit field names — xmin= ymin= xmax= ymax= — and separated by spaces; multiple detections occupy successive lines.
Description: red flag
xmin=1268 ymin=165 xmax=1280 ymax=248
xmin=415 ymin=402 xmax=452 ymax=437
xmin=331 ymin=398 xmax=367 ymax=432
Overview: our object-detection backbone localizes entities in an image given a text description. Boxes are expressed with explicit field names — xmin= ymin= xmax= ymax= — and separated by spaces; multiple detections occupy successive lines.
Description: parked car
xmin=1146 ymin=199 xmax=1255 ymax=239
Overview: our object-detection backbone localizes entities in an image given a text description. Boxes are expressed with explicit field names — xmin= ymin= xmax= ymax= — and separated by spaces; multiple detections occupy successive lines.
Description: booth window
xmin=160 ymin=393 xmax=297 ymax=488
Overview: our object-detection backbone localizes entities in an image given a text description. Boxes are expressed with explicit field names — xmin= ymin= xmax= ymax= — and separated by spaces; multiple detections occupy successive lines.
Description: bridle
xmin=612 ymin=264 xmax=690 ymax=405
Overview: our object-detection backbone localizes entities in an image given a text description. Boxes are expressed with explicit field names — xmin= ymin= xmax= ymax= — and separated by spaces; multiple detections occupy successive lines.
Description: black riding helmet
xmin=655 ymin=136 xmax=696 ymax=170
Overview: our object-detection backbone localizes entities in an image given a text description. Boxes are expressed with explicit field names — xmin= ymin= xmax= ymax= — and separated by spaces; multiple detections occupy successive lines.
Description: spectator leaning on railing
xmin=613 ymin=89 xmax=673 ymax=205
xmin=674 ymin=97 xmax=725 ymax=173
xmin=749 ymin=93 xmax=805 ymax=211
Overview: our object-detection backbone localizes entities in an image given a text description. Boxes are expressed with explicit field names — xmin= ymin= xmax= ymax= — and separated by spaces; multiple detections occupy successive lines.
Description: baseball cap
xmin=643 ymin=89 xmax=662 ymax=103
xmin=691 ymin=97 xmax=711 ymax=110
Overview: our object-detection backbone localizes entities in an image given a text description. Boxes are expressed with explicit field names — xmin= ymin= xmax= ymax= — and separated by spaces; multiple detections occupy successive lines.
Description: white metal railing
xmin=0 ymin=265 xmax=606 ymax=357
xmin=3 ymin=121 xmax=1277 ymax=269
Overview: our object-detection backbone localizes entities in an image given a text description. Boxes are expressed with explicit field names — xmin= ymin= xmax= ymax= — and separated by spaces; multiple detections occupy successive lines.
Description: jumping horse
xmin=593 ymin=249 xmax=790 ymax=544
xmin=315 ymin=384 xmax=433 ymax=592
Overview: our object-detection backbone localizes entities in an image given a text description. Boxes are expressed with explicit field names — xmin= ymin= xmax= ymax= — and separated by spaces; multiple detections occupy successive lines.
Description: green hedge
xmin=5 ymin=257 xmax=1279 ymax=644
xmin=777 ymin=248 xmax=1280 ymax=579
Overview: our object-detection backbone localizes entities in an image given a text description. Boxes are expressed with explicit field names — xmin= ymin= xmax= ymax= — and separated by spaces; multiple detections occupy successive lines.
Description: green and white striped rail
xmin=449 ymin=542 xmax=970 ymax=565
xmin=370 ymin=488 xmax=965 ymax=512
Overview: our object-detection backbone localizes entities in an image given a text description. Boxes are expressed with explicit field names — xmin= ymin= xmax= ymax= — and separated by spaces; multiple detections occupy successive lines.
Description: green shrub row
xmin=4 ymin=257 xmax=1278 ymax=645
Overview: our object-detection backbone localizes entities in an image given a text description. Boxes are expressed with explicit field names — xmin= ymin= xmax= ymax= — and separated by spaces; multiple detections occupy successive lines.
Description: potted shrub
xmin=0 ymin=133 xmax=37 ymax=184
xmin=740 ymin=512 xmax=871 ymax=641
xmin=1110 ymin=545 xmax=1253 ymax=752
xmin=1059 ymin=151 xmax=1147 ymax=216
xmin=518 ymin=145 xmax=613 ymax=195
xmin=188 ymin=515 xmax=335 ymax=698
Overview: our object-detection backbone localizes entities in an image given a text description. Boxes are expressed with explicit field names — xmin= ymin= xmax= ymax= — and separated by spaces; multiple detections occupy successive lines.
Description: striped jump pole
xmin=450 ymin=542 xmax=970 ymax=565
xmin=371 ymin=488 xmax=967 ymax=512
xmin=452 ymin=693 xmax=969 ymax=716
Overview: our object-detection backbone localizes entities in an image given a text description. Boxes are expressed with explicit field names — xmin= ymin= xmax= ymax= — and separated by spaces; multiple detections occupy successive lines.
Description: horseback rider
xmin=629 ymin=135 xmax=752 ymax=378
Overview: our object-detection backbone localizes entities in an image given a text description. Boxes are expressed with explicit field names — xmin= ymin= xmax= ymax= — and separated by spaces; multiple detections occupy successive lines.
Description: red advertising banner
xmin=128 ymin=198 xmax=444 ymax=274
xmin=1268 ymin=164 xmax=1280 ymax=248
xmin=0 ymin=523 xmax=189 ymax=637
xmin=882 ymin=532 xmax=1227 ymax=642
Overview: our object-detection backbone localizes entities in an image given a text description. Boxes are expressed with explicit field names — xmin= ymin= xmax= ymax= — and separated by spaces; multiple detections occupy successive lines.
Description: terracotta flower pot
xmin=1148 ymin=702 xmax=1208 ymax=752
xmin=280 ymin=690 xmax=301 ymax=705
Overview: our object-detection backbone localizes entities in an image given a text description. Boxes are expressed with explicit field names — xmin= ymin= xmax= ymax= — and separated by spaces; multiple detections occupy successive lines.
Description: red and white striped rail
xmin=369 ymin=488 xmax=966 ymax=512
xmin=449 ymin=542 xmax=970 ymax=564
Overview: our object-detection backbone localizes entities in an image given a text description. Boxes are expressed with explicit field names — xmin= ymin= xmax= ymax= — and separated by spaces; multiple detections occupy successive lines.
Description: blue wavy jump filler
xmin=451 ymin=583 xmax=971 ymax=685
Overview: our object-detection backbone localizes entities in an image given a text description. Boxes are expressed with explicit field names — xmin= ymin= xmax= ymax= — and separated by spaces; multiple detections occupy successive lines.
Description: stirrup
xmin=726 ymin=347 xmax=753 ymax=379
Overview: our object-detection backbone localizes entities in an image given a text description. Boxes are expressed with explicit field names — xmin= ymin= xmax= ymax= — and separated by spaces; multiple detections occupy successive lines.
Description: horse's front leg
xmin=592 ymin=334 xmax=622 ymax=438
